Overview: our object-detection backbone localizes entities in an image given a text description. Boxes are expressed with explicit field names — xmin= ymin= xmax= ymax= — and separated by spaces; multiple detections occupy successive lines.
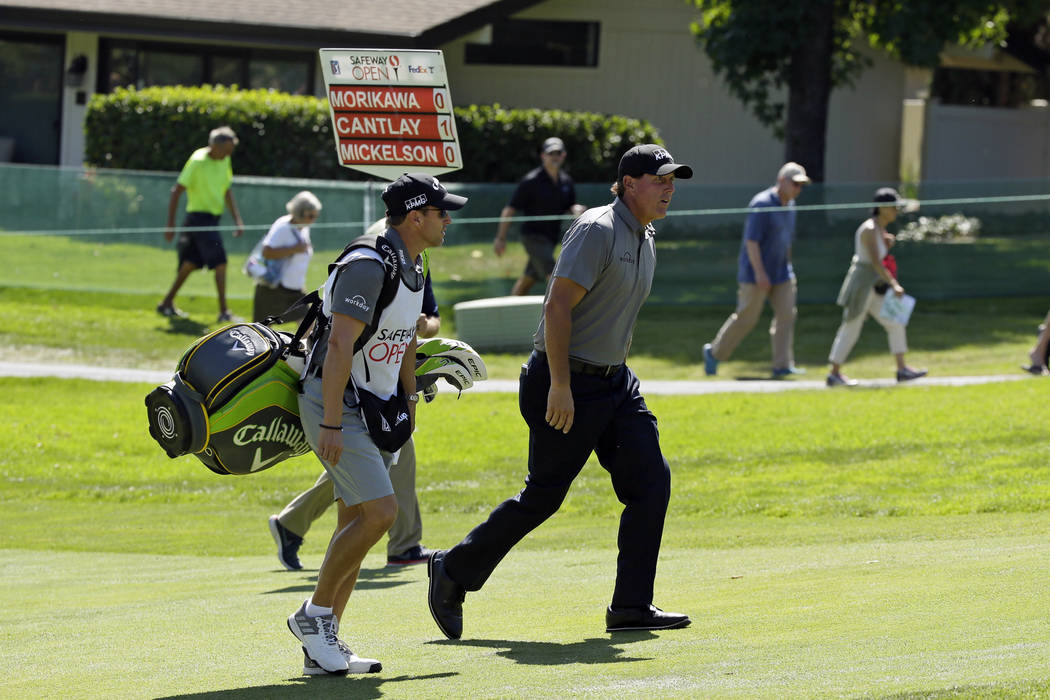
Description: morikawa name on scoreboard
xmin=328 ymin=86 xmax=452 ymax=113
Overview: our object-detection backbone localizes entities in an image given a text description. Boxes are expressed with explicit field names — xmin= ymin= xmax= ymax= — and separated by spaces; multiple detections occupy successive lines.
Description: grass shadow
xmin=428 ymin=634 xmax=656 ymax=665
xmin=262 ymin=565 xmax=417 ymax=595
xmin=160 ymin=316 xmax=210 ymax=337
xmin=155 ymin=671 xmax=459 ymax=699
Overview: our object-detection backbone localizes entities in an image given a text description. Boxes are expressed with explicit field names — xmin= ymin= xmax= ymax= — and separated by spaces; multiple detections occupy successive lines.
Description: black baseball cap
xmin=542 ymin=137 xmax=566 ymax=154
xmin=873 ymin=186 xmax=919 ymax=213
xmin=874 ymin=187 xmax=905 ymax=205
xmin=381 ymin=173 xmax=468 ymax=216
xmin=618 ymin=144 xmax=693 ymax=180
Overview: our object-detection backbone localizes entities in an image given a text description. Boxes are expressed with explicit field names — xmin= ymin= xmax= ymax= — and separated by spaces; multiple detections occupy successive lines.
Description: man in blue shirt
xmin=703 ymin=162 xmax=810 ymax=377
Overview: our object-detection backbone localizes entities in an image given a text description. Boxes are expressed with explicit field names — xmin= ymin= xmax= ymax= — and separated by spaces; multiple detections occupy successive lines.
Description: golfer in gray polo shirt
xmin=427 ymin=144 xmax=693 ymax=638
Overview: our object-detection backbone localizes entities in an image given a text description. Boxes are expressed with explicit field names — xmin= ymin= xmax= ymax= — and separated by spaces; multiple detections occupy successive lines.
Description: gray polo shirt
xmin=533 ymin=197 xmax=655 ymax=366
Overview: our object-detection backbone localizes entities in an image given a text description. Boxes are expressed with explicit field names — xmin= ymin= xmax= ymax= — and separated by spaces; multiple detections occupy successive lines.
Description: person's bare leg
xmin=311 ymin=495 xmax=397 ymax=618
xmin=1029 ymin=314 xmax=1050 ymax=369
xmin=160 ymin=261 xmax=199 ymax=308
xmin=511 ymin=274 xmax=535 ymax=296
xmin=214 ymin=263 xmax=229 ymax=315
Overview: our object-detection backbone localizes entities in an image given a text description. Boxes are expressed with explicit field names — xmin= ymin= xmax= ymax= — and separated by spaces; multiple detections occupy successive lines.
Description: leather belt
xmin=534 ymin=351 xmax=622 ymax=378
xmin=570 ymin=358 xmax=621 ymax=378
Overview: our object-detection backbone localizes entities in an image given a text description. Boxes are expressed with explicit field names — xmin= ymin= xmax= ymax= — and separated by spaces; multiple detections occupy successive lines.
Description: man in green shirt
xmin=157 ymin=126 xmax=245 ymax=322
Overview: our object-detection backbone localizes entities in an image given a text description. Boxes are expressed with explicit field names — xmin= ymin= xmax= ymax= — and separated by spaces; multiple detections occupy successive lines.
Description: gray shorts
xmin=298 ymin=376 xmax=394 ymax=506
xmin=521 ymin=234 xmax=556 ymax=281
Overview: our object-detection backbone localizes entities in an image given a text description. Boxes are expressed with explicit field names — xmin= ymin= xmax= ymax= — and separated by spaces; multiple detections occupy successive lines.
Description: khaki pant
xmin=828 ymin=289 xmax=907 ymax=365
xmin=710 ymin=279 xmax=797 ymax=370
xmin=276 ymin=436 xmax=422 ymax=558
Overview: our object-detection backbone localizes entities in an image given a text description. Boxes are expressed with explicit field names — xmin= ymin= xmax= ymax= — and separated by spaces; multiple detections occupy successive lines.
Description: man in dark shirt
xmin=493 ymin=137 xmax=585 ymax=295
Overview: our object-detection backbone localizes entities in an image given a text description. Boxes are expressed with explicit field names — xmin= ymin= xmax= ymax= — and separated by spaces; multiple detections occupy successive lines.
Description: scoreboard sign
xmin=319 ymin=48 xmax=463 ymax=180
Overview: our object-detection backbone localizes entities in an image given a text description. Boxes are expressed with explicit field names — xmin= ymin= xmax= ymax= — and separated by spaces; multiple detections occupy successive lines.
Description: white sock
xmin=305 ymin=599 xmax=334 ymax=618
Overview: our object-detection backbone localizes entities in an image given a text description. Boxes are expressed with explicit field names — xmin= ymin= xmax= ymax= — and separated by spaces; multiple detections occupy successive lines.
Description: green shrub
xmin=84 ymin=85 xmax=662 ymax=182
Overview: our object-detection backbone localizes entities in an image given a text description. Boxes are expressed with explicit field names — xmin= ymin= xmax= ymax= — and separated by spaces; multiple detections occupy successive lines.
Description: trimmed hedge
xmin=84 ymin=85 xmax=663 ymax=182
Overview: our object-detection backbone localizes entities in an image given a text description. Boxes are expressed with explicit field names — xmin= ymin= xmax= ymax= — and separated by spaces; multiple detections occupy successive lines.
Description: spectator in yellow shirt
xmin=157 ymin=126 xmax=245 ymax=323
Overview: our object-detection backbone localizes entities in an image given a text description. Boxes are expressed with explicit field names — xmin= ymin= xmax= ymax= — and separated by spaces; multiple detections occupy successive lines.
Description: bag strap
xmin=297 ymin=234 xmax=404 ymax=382
xmin=263 ymin=290 xmax=323 ymax=361
xmin=327 ymin=234 xmax=403 ymax=354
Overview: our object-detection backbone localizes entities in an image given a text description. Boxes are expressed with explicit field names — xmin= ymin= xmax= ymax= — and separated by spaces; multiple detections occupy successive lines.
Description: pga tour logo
xmin=330 ymin=60 xmax=341 ymax=75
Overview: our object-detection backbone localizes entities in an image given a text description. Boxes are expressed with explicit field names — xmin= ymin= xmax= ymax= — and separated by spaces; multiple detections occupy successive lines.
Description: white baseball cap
xmin=778 ymin=162 xmax=811 ymax=184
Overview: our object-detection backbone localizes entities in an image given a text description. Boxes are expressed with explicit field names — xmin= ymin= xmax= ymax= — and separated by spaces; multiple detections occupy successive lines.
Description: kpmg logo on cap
xmin=405 ymin=194 xmax=427 ymax=209
xmin=330 ymin=60 xmax=341 ymax=75
xmin=652 ymin=148 xmax=671 ymax=162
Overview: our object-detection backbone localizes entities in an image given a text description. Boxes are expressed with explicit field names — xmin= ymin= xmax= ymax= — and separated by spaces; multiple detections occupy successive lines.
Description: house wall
xmin=442 ymin=0 xmax=910 ymax=185
xmin=60 ymin=32 xmax=99 ymax=167
xmin=922 ymin=101 xmax=1050 ymax=181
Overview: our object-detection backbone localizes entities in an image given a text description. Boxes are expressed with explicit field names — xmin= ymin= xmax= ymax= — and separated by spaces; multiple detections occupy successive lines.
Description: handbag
xmin=874 ymin=253 xmax=897 ymax=295
xmin=352 ymin=380 xmax=412 ymax=453
xmin=243 ymin=226 xmax=303 ymax=288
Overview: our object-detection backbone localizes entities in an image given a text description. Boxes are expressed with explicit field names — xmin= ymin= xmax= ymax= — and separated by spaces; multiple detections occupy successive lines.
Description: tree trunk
xmin=784 ymin=1 xmax=835 ymax=183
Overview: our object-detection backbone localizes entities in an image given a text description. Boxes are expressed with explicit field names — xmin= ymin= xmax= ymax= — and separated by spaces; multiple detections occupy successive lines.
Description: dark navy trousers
xmin=443 ymin=351 xmax=671 ymax=608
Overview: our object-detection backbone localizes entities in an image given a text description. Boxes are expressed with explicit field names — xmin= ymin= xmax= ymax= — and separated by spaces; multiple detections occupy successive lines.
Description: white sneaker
xmin=302 ymin=648 xmax=327 ymax=676
xmin=287 ymin=601 xmax=348 ymax=674
xmin=301 ymin=642 xmax=381 ymax=675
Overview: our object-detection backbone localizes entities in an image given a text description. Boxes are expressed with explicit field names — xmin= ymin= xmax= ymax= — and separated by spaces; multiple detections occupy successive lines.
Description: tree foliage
xmin=689 ymin=1 xmax=1042 ymax=180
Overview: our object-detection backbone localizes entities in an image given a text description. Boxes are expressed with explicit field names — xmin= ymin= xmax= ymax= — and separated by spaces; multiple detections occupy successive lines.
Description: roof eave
xmin=1 ymin=0 xmax=546 ymax=50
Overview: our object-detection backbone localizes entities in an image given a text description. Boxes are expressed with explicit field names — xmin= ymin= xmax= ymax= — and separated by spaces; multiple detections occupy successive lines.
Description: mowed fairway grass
xmin=2 ymin=377 xmax=1050 ymax=698
xmin=3 ymin=234 xmax=1050 ymax=697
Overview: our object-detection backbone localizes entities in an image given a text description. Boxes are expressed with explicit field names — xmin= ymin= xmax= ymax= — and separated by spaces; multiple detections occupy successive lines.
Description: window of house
xmin=99 ymin=40 xmax=314 ymax=94
xmin=465 ymin=19 xmax=600 ymax=67
xmin=210 ymin=55 xmax=245 ymax=88
xmin=0 ymin=32 xmax=63 ymax=163
xmin=250 ymin=58 xmax=310 ymax=95
xmin=932 ymin=67 xmax=1044 ymax=108
xmin=141 ymin=51 xmax=203 ymax=88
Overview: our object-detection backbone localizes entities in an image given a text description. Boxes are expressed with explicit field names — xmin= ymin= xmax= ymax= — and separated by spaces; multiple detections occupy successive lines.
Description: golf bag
xmin=144 ymin=320 xmax=314 ymax=475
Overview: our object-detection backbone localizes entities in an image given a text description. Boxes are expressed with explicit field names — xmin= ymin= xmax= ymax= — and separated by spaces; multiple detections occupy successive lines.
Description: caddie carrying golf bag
xmin=145 ymin=233 xmax=492 ymax=476
xmin=144 ymin=233 xmax=400 ymax=475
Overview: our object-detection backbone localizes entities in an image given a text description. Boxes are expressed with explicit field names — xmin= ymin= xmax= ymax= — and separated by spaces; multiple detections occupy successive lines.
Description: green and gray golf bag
xmin=144 ymin=319 xmax=313 ymax=475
